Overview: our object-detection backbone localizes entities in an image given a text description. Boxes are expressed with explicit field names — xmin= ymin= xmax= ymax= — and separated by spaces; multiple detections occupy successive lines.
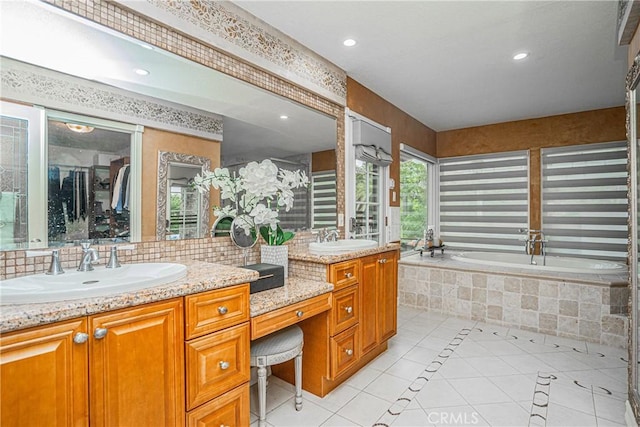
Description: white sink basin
xmin=309 ymin=239 xmax=378 ymax=255
xmin=0 ymin=263 xmax=187 ymax=304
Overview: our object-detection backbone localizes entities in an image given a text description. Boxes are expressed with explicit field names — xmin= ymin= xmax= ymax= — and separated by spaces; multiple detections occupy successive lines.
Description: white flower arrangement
xmin=194 ymin=159 xmax=309 ymax=245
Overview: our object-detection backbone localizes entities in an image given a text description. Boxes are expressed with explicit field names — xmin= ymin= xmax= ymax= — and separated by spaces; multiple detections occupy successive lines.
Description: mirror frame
xmin=156 ymin=151 xmax=210 ymax=241
xmin=627 ymin=51 xmax=640 ymax=417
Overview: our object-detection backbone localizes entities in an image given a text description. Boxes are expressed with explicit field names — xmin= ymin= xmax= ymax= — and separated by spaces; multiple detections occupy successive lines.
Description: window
xmin=311 ymin=170 xmax=337 ymax=229
xmin=354 ymin=160 xmax=381 ymax=241
xmin=439 ymin=151 xmax=529 ymax=252
xmin=168 ymin=184 xmax=200 ymax=239
xmin=399 ymin=146 xmax=435 ymax=254
xmin=541 ymin=141 xmax=628 ymax=261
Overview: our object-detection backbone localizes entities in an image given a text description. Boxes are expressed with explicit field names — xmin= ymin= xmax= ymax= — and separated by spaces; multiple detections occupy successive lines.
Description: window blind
xmin=311 ymin=170 xmax=337 ymax=229
xmin=439 ymin=151 xmax=529 ymax=252
xmin=541 ymin=141 xmax=628 ymax=261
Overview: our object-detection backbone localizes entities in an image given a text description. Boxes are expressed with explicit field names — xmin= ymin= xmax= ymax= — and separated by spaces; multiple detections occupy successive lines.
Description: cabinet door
xmin=89 ymin=299 xmax=184 ymax=427
xmin=1 ymin=318 xmax=89 ymax=427
xmin=359 ymin=254 xmax=379 ymax=355
xmin=378 ymin=252 xmax=398 ymax=342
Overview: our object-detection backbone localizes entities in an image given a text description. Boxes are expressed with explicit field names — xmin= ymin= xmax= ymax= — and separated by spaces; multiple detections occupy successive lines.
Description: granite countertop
xmin=250 ymin=277 xmax=334 ymax=317
xmin=0 ymin=259 xmax=259 ymax=333
xmin=399 ymin=252 xmax=629 ymax=286
xmin=289 ymin=243 xmax=400 ymax=264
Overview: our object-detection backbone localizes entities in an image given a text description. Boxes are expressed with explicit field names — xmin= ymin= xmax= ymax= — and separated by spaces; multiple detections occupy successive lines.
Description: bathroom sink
xmin=309 ymin=239 xmax=378 ymax=255
xmin=0 ymin=262 xmax=187 ymax=304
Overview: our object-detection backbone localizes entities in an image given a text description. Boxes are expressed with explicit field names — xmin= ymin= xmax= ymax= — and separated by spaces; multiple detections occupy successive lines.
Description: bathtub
xmin=451 ymin=251 xmax=627 ymax=275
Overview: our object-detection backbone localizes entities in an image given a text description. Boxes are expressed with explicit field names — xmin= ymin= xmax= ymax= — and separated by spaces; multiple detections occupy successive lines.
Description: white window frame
xmin=344 ymin=109 xmax=389 ymax=245
xmin=399 ymin=143 xmax=438 ymax=256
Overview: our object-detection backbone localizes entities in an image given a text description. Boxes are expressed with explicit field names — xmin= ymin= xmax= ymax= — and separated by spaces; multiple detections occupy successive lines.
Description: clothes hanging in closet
xmin=47 ymin=166 xmax=66 ymax=238
xmin=60 ymin=169 xmax=88 ymax=223
xmin=111 ymin=164 xmax=130 ymax=214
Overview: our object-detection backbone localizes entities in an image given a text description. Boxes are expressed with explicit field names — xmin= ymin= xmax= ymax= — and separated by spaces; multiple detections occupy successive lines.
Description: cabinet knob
xmin=218 ymin=306 xmax=228 ymax=315
xmin=344 ymin=348 xmax=353 ymax=356
xmin=219 ymin=361 xmax=230 ymax=370
xmin=94 ymin=328 xmax=108 ymax=339
xmin=345 ymin=272 xmax=353 ymax=278
xmin=344 ymin=306 xmax=353 ymax=314
xmin=73 ymin=332 xmax=89 ymax=344
xmin=378 ymin=258 xmax=387 ymax=264
xmin=296 ymin=310 xmax=304 ymax=318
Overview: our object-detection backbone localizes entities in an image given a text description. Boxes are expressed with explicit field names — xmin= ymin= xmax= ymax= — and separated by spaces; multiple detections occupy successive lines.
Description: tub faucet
xmin=519 ymin=229 xmax=547 ymax=265
xmin=78 ymin=242 xmax=99 ymax=272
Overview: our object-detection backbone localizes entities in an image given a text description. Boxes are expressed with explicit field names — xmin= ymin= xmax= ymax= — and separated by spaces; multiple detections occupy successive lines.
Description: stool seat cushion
xmin=251 ymin=325 xmax=303 ymax=358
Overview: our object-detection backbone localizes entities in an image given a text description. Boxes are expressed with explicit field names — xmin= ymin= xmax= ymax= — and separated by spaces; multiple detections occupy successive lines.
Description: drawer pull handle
xmin=344 ymin=306 xmax=353 ymax=314
xmin=94 ymin=328 xmax=108 ymax=339
xmin=73 ymin=332 xmax=89 ymax=344
xmin=218 ymin=306 xmax=228 ymax=315
xmin=219 ymin=361 xmax=230 ymax=370
xmin=378 ymin=258 xmax=387 ymax=264
xmin=296 ymin=310 xmax=304 ymax=318
xmin=345 ymin=272 xmax=353 ymax=278
xmin=344 ymin=348 xmax=353 ymax=356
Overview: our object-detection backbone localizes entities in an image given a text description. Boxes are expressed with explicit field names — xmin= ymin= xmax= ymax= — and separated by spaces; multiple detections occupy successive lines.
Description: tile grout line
xmin=372 ymin=325 xmax=476 ymax=427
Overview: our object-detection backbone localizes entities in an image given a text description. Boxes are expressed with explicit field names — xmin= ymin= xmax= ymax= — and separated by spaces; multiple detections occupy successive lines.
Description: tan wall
xmin=437 ymin=107 xmax=626 ymax=232
xmin=629 ymin=23 xmax=640 ymax=67
xmin=311 ymin=149 xmax=337 ymax=172
xmin=346 ymin=78 xmax=437 ymax=207
xmin=141 ymin=128 xmax=221 ymax=241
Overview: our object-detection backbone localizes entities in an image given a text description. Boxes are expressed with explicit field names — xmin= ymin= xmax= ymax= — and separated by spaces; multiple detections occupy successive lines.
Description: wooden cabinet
xmin=330 ymin=285 xmax=359 ymax=335
xmin=330 ymin=325 xmax=359 ymax=378
xmin=185 ymin=284 xmax=251 ymax=424
xmin=360 ymin=251 xmax=398 ymax=356
xmin=1 ymin=298 xmax=184 ymax=427
xmin=89 ymin=298 xmax=184 ymax=427
xmin=0 ymin=318 xmax=89 ymax=427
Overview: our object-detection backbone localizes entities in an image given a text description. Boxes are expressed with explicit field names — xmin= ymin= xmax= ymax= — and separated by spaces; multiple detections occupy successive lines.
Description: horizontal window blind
xmin=312 ymin=170 xmax=337 ymax=229
xmin=541 ymin=141 xmax=628 ymax=261
xmin=439 ymin=151 xmax=529 ymax=252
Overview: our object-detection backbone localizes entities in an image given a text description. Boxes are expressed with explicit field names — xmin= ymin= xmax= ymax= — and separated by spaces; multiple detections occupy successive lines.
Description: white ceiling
xmin=235 ymin=1 xmax=628 ymax=131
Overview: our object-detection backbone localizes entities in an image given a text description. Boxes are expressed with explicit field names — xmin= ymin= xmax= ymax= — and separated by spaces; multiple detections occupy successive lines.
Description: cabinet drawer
xmin=250 ymin=293 xmax=332 ymax=340
xmin=186 ymin=383 xmax=249 ymax=427
xmin=329 ymin=259 xmax=359 ymax=290
xmin=185 ymin=323 xmax=250 ymax=410
xmin=185 ymin=284 xmax=250 ymax=339
xmin=330 ymin=325 xmax=359 ymax=379
xmin=330 ymin=285 xmax=359 ymax=336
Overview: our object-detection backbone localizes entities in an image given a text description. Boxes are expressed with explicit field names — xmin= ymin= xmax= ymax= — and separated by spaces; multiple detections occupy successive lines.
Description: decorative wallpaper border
xmin=0 ymin=58 xmax=224 ymax=141
xmin=118 ymin=0 xmax=347 ymax=105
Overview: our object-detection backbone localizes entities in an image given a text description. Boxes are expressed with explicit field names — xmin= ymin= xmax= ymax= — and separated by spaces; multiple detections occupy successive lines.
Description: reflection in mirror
xmin=212 ymin=215 xmax=233 ymax=238
xmin=635 ymin=78 xmax=640 ymax=397
xmin=156 ymin=152 xmax=210 ymax=241
xmin=0 ymin=0 xmax=338 ymax=251
xmin=231 ymin=215 xmax=258 ymax=266
xmin=47 ymin=119 xmax=132 ymax=246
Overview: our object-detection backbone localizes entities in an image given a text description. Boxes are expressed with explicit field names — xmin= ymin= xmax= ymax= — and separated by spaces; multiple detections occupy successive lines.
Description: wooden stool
xmin=250 ymin=325 xmax=303 ymax=427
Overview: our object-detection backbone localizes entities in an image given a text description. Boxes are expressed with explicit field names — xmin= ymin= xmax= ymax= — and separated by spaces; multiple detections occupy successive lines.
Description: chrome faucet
xmin=106 ymin=245 xmax=121 ymax=269
xmin=78 ymin=242 xmax=99 ymax=272
xmin=46 ymin=250 xmax=65 ymax=275
xmin=518 ymin=228 xmax=547 ymax=265
xmin=324 ymin=229 xmax=339 ymax=242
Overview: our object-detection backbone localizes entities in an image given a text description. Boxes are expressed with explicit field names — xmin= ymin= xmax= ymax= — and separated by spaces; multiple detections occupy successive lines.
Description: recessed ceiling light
xmin=134 ymin=68 xmax=149 ymax=76
xmin=513 ymin=52 xmax=529 ymax=61
xmin=343 ymin=39 xmax=357 ymax=47
xmin=280 ymin=115 xmax=289 ymax=120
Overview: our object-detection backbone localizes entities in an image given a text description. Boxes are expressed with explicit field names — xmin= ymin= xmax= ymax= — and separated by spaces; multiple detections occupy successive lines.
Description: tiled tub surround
xmin=399 ymin=253 xmax=629 ymax=348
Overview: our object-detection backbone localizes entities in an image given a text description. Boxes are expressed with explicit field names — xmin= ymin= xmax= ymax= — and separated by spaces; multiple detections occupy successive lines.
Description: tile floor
xmin=249 ymin=306 xmax=628 ymax=427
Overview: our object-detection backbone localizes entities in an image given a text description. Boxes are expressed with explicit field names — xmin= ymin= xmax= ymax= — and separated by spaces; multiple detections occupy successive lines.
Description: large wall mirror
xmin=0 ymin=1 xmax=338 ymax=251
xmin=628 ymin=54 xmax=640 ymax=416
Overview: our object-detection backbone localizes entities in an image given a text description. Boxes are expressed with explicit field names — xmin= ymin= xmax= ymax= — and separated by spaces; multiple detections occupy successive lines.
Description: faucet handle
xmin=106 ymin=246 xmax=121 ymax=269
xmin=80 ymin=241 xmax=91 ymax=251
xmin=46 ymin=250 xmax=65 ymax=275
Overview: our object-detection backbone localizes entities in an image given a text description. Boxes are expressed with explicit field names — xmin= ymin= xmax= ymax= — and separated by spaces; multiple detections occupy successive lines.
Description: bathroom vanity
xmin=0 ymin=245 xmax=398 ymax=426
